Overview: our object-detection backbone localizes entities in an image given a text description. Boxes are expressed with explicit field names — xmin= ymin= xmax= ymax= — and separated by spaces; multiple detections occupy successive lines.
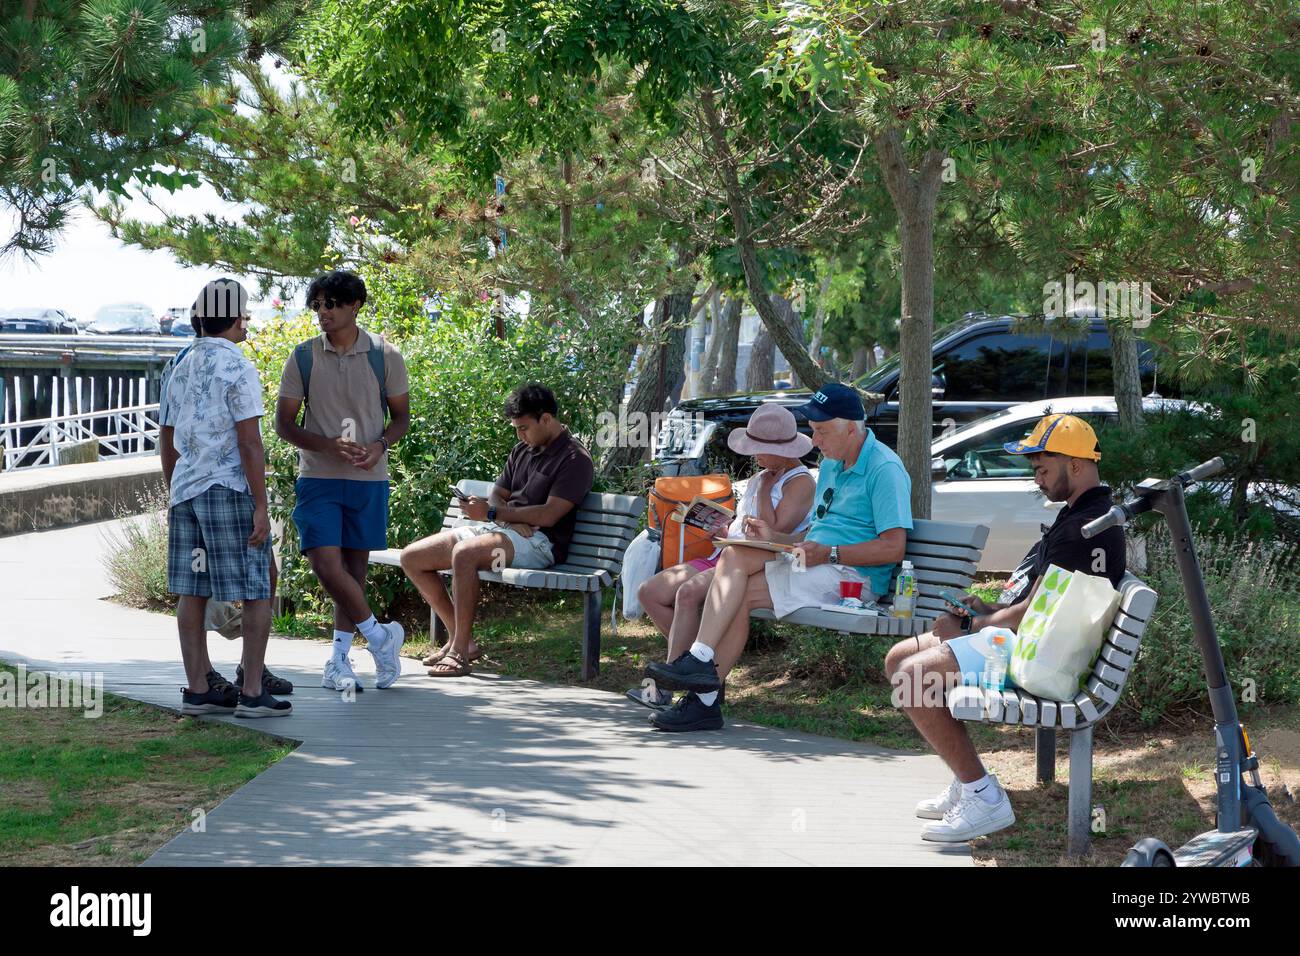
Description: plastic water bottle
xmin=892 ymin=561 xmax=916 ymax=619
xmin=982 ymin=632 xmax=1011 ymax=691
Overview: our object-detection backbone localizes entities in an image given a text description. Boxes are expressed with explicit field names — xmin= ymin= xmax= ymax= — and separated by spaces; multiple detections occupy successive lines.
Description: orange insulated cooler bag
xmin=647 ymin=474 xmax=735 ymax=570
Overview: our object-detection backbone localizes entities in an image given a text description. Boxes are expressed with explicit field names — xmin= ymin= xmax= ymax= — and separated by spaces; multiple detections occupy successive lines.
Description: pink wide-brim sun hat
xmin=727 ymin=403 xmax=814 ymax=458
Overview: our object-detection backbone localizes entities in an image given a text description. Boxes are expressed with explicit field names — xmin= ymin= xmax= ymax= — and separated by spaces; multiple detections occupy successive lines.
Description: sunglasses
xmin=308 ymin=298 xmax=343 ymax=312
xmin=815 ymin=486 xmax=835 ymax=520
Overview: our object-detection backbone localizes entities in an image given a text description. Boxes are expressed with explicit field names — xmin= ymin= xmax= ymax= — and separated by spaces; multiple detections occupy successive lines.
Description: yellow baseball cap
xmin=1003 ymin=413 xmax=1102 ymax=461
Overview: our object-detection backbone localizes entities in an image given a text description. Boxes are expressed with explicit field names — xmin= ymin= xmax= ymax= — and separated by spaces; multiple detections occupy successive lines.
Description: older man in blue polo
xmin=645 ymin=383 xmax=913 ymax=732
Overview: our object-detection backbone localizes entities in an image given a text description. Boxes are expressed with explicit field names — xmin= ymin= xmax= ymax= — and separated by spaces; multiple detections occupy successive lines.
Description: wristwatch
xmin=487 ymin=506 xmax=498 ymax=522
xmin=379 ymin=436 xmax=390 ymax=452
xmin=961 ymin=613 xmax=976 ymax=633
xmin=829 ymin=545 xmax=839 ymax=565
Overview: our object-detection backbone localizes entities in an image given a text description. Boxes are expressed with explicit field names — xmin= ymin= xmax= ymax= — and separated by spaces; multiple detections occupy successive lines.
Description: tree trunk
xmin=746 ymin=323 xmax=775 ymax=391
xmin=710 ymin=296 xmax=741 ymax=395
xmin=809 ymin=274 xmax=832 ymax=371
xmin=699 ymin=89 xmax=828 ymax=390
xmin=852 ymin=345 xmax=869 ymax=379
xmin=699 ymin=292 xmax=725 ymax=395
xmin=560 ymin=154 xmax=573 ymax=260
xmin=874 ymin=128 xmax=945 ymax=520
xmin=601 ymin=289 xmax=692 ymax=481
xmin=1108 ymin=318 xmax=1144 ymax=431
xmin=772 ymin=292 xmax=807 ymax=388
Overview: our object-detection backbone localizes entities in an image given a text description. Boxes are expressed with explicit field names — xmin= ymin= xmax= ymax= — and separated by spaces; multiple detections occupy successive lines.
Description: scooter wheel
xmin=1122 ymin=837 xmax=1176 ymax=867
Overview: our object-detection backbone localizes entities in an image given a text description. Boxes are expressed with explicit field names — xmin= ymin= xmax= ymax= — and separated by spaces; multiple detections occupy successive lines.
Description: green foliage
xmin=244 ymin=262 xmax=628 ymax=612
xmin=101 ymin=486 xmax=173 ymax=609
xmin=1119 ymin=528 xmax=1300 ymax=726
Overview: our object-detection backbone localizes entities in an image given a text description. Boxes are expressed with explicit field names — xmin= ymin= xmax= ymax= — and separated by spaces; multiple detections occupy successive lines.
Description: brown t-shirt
xmin=278 ymin=329 xmax=408 ymax=482
xmin=496 ymin=428 xmax=594 ymax=564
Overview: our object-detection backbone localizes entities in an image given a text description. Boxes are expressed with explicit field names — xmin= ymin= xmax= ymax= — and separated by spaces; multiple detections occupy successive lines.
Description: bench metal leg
xmin=581 ymin=588 xmax=602 ymax=680
xmin=1036 ymin=727 xmax=1056 ymax=786
xmin=1067 ymin=726 xmax=1093 ymax=858
xmin=430 ymin=607 xmax=448 ymax=648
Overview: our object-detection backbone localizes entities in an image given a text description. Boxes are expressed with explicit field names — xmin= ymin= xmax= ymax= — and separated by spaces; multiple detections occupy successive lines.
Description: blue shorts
xmin=292 ymin=477 xmax=390 ymax=552
xmin=944 ymin=629 xmax=1020 ymax=689
xmin=168 ymin=485 xmax=272 ymax=601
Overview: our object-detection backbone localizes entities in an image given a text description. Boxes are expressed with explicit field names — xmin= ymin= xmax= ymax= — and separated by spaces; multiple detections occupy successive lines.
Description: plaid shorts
xmin=168 ymin=485 xmax=272 ymax=602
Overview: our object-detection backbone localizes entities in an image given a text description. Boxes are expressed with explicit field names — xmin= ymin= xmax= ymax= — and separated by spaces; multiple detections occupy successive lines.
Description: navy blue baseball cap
xmin=795 ymin=382 xmax=865 ymax=422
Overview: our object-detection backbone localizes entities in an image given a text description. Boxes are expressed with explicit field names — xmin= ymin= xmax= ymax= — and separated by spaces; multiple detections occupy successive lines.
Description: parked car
xmin=655 ymin=313 xmax=1172 ymax=476
xmin=159 ymin=306 xmax=189 ymax=334
xmin=0 ymin=307 xmax=79 ymax=335
xmin=170 ymin=318 xmax=197 ymax=337
xmin=86 ymin=303 xmax=162 ymax=335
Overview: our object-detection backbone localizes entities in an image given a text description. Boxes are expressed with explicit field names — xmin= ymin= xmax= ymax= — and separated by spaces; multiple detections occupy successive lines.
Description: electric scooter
xmin=1082 ymin=457 xmax=1300 ymax=866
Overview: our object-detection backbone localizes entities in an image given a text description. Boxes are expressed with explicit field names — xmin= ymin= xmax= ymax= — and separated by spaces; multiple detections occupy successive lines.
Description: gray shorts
xmin=451 ymin=521 xmax=555 ymax=569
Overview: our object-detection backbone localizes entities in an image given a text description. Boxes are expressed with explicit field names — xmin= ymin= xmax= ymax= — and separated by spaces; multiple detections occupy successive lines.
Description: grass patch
xmin=0 ymin=661 xmax=293 ymax=866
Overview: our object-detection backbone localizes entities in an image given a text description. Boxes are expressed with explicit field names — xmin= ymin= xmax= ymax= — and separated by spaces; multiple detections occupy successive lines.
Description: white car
xmin=930 ymin=396 xmax=1191 ymax=571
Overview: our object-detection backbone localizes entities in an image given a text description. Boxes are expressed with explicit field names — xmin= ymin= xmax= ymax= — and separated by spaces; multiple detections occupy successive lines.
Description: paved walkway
xmin=1 ymin=518 xmax=971 ymax=866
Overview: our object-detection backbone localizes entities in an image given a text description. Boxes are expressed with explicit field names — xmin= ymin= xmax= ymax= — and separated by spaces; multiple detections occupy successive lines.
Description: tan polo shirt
xmin=278 ymin=329 xmax=409 ymax=482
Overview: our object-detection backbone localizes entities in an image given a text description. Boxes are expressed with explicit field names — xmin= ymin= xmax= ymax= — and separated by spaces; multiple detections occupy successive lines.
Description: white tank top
xmin=724 ymin=464 xmax=814 ymax=540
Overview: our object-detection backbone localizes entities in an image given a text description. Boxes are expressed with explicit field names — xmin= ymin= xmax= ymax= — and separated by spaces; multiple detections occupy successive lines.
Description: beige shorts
xmin=451 ymin=520 xmax=555 ymax=570
xmin=763 ymin=556 xmax=876 ymax=619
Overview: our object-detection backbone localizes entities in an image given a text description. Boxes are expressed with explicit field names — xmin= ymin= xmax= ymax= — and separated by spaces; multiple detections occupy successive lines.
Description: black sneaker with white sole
xmin=234 ymin=691 xmax=292 ymax=718
xmin=181 ymin=684 xmax=238 ymax=715
xmin=649 ymin=691 xmax=724 ymax=733
xmin=236 ymin=665 xmax=294 ymax=696
xmin=645 ymin=651 xmax=721 ymax=693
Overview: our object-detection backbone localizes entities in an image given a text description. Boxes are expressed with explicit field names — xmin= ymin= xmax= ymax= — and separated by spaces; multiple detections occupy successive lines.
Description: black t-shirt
xmin=496 ymin=428 xmax=595 ymax=564
xmin=1002 ymin=485 xmax=1126 ymax=603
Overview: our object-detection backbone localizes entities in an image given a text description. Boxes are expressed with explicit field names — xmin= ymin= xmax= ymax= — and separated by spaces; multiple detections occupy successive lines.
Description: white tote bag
xmin=620 ymin=529 xmax=662 ymax=619
xmin=1008 ymin=564 xmax=1121 ymax=701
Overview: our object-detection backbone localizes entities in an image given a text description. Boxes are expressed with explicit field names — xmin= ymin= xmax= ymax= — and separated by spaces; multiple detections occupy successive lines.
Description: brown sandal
xmin=422 ymin=644 xmax=483 ymax=667
xmin=426 ymin=647 xmax=472 ymax=678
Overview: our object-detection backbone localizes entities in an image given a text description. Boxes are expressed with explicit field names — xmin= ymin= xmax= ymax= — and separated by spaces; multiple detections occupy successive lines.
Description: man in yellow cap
xmin=882 ymin=413 xmax=1126 ymax=843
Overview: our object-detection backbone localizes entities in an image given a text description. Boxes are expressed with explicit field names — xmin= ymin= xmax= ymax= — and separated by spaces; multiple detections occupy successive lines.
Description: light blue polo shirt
xmin=805 ymin=429 xmax=913 ymax=596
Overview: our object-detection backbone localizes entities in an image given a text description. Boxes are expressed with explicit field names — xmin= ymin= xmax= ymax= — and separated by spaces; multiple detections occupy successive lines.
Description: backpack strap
xmin=293 ymin=339 xmax=315 ymax=426
xmin=365 ymin=330 xmax=388 ymax=421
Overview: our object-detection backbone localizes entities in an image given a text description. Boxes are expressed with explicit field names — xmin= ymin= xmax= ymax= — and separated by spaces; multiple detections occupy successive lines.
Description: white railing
xmin=1 ymin=403 xmax=160 ymax=471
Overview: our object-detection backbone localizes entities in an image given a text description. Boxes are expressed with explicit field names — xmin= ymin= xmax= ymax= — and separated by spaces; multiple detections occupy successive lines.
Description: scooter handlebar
xmin=1182 ymin=457 xmax=1225 ymax=483
xmin=1082 ymin=504 xmax=1128 ymax=539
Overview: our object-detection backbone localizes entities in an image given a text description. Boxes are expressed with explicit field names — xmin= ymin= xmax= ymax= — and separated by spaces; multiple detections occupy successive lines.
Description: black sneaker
xmin=206 ymin=669 xmax=234 ymax=692
xmin=645 ymin=651 xmax=721 ymax=693
xmin=234 ymin=691 xmax=292 ymax=719
xmin=181 ymin=684 xmax=238 ymax=715
xmin=626 ymin=684 xmax=675 ymax=710
xmin=650 ymin=692 xmax=724 ymax=733
xmin=236 ymin=665 xmax=294 ymax=696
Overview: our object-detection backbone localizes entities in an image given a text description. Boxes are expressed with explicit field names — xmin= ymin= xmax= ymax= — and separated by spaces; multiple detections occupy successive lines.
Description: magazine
xmin=674 ymin=495 xmax=735 ymax=538
xmin=713 ymin=538 xmax=796 ymax=553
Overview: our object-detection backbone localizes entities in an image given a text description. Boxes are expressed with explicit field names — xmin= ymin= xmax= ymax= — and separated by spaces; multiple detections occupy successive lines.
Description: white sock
xmin=332 ymin=630 xmax=353 ymax=660
xmin=356 ymin=615 xmax=383 ymax=642
xmin=689 ymin=641 xmax=715 ymax=663
xmin=963 ymin=775 xmax=999 ymax=803
xmin=696 ymin=690 xmax=719 ymax=706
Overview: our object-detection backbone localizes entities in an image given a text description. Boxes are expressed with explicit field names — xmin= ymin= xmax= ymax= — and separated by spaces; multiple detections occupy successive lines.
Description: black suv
xmin=655 ymin=314 xmax=1171 ymax=476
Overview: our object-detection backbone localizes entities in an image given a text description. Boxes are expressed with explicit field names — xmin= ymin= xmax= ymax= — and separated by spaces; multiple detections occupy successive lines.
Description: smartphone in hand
xmin=938 ymin=587 xmax=972 ymax=617
xmin=450 ymin=486 xmax=470 ymax=502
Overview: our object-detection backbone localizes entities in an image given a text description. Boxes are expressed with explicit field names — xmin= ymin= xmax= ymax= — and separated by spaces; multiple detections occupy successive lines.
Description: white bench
xmin=749 ymin=518 xmax=991 ymax=636
xmin=370 ymin=479 xmax=645 ymax=680
xmin=947 ymin=572 xmax=1159 ymax=857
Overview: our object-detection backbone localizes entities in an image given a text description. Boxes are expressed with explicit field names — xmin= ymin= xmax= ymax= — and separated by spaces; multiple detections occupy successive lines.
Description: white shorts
xmin=763 ymin=557 xmax=876 ymax=619
xmin=451 ymin=521 xmax=555 ymax=570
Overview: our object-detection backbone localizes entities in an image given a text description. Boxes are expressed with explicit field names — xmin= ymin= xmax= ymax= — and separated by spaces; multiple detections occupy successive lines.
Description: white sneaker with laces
xmin=370 ymin=621 xmax=404 ymax=689
xmin=921 ymin=783 xmax=1015 ymax=843
xmin=916 ymin=777 xmax=962 ymax=820
xmin=323 ymin=655 xmax=364 ymax=692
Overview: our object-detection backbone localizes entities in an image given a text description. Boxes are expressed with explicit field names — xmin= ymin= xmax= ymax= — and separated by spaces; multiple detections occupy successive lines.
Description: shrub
xmin=1118 ymin=527 xmax=1300 ymax=726
xmin=101 ymin=487 xmax=172 ymax=610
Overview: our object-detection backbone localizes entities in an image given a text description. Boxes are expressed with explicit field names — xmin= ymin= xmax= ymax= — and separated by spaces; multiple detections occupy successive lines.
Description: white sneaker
xmin=370 ymin=621 xmax=404 ymax=689
xmin=921 ymin=783 xmax=1015 ymax=843
xmin=916 ymin=777 xmax=962 ymax=820
xmin=323 ymin=655 xmax=365 ymax=692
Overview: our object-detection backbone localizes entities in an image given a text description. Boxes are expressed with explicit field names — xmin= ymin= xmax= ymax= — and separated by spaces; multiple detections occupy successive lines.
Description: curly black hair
xmin=502 ymin=383 xmax=558 ymax=421
xmin=305 ymin=270 xmax=367 ymax=308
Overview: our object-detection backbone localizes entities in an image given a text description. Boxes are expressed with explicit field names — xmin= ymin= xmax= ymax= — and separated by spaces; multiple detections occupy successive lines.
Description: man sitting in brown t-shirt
xmin=399 ymin=383 xmax=595 ymax=677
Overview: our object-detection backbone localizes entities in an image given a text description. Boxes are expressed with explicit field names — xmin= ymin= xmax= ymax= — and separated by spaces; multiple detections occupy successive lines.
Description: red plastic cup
xmin=840 ymin=580 xmax=863 ymax=601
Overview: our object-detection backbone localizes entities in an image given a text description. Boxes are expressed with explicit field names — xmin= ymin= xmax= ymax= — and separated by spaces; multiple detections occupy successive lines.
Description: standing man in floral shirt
xmin=160 ymin=278 xmax=290 ymax=718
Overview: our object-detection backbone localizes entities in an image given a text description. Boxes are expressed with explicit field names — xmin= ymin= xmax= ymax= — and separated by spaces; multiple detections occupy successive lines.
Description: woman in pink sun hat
xmin=629 ymin=403 xmax=814 ymax=708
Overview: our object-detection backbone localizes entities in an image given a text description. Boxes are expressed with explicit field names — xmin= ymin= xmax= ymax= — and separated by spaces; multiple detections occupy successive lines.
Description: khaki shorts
xmin=763 ymin=556 xmax=876 ymax=619
xmin=451 ymin=521 xmax=555 ymax=570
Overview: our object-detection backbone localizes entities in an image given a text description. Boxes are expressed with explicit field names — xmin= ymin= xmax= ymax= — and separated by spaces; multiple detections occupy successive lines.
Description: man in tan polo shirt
xmin=275 ymin=270 xmax=411 ymax=692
